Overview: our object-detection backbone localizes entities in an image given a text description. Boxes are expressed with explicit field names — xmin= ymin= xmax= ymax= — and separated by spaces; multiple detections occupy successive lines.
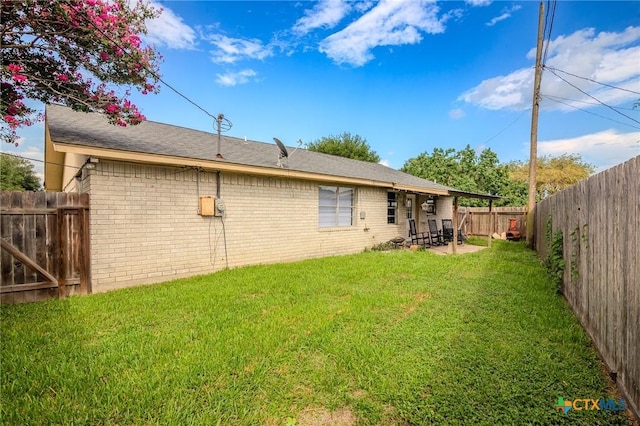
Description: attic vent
xmin=214 ymin=113 xmax=232 ymax=159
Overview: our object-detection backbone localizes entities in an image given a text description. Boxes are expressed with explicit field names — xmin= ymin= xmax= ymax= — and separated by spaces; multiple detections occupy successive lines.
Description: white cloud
xmin=449 ymin=108 xmax=466 ymax=119
xmin=459 ymin=68 xmax=532 ymax=110
xmin=145 ymin=2 xmax=197 ymax=49
xmin=460 ymin=26 xmax=640 ymax=111
xmin=215 ymin=69 xmax=258 ymax=87
xmin=466 ymin=0 xmax=492 ymax=7
xmin=486 ymin=5 xmax=521 ymax=27
xmin=293 ymin=0 xmax=353 ymax=35
xmin=538 ymin=129 xmax=640 ymax=172
xmin=378 ymin=159 xmax=391 ymax=167
xmin=319 ymin=0 xmax=444 ymax=66
xmin=205 ymin=34 xmax=273 ymax=64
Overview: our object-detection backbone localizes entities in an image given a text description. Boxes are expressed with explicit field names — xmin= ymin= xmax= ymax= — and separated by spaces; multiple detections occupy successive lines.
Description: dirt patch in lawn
xmin=296 ymin=407 xmax=356 ymax=426
xmin=395 ymin=292 xmax=431 ymax=323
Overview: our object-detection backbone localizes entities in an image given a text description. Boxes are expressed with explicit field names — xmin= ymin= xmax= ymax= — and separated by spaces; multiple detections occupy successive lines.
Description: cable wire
xmin=545 ymin=66 xmax=640 ymax=125
xmin=541 ymin=93 xmax=640 ymax=111
xmin=544 ymin=66 xmax=640 ymax=95
xmin=478 ymin=109 xmax=529 ymax=147
xmin=542 ymin=0 xmax=557 ymax=66
xmin=542 ymin=95 xmax=640 ymax=130
xmin=57 ymin=0 xmax=218 ymax=120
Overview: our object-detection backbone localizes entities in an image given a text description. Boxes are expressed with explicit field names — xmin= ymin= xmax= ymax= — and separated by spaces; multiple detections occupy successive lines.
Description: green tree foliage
xmin=401 ymin=145 xmax=513 ymax=206
xmin=508 ymin=154 xmax=595 ymax=200
xmin=0 ymin=153 xmax=41 ymax=191
xmin=307 ymin=132 xmax=381 ymax=163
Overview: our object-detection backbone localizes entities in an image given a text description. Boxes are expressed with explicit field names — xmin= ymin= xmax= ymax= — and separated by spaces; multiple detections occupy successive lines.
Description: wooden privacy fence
xmin=458 ymin=206 xmax=526 ymax=237
xmin=1 ymin=191 xmax=90 ymax=304
xmin=534 ymin=155 xmax=639 ymax=419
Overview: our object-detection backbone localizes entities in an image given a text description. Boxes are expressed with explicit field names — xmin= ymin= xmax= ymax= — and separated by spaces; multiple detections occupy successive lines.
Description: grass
xmin=464 ymin=235 xmax=489 ymax=246
xmin=0 ymin=241 xmax=630 ymax=425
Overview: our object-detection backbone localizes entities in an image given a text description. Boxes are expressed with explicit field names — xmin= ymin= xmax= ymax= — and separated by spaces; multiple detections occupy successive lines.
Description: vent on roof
xmin=214 ymin=113 xmax=232 ymax=159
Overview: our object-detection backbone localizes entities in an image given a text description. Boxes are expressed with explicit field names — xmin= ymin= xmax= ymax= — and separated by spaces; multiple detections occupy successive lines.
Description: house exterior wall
xmin=413 ymin=194 xmax=454 ymax=234
xmin=82 ymin=160 xmax=424 ymax=292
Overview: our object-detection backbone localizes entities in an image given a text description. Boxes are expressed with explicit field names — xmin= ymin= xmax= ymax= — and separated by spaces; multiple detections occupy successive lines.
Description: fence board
xmin=458 ymin=206 xmax=526 ymax=237
xmin=0 ymin=191 xmax=90 ymax=303
xmin=534 ymin=155 xmax=640 ymax=419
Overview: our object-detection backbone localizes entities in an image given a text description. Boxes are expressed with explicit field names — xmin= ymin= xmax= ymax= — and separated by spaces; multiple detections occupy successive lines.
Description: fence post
xmin=57 ymin=209 xmax=67 ymax=299
xmin=487 ymin=200 xmax=493 ymax=247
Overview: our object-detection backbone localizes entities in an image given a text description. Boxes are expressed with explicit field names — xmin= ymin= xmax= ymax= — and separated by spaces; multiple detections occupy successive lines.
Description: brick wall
xmin=84 ymin=161 xmax=414 ymax=292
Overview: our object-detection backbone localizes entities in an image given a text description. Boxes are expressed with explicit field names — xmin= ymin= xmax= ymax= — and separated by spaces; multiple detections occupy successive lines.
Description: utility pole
xmin=526 ymin=1 xmax=544 ymax=248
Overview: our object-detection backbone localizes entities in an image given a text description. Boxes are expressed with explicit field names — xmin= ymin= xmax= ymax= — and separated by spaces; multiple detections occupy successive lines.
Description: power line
xmin=1 ymin=152 xmax=81 ymax=171
xmin=541 ymin=96 xmax=640 ymax=130
xmin=545 ymin=66 xmax=640 ymax=95
xmin=545 ymin=67 xmax=640 ymax=125
xmin=57 ymin=0 xmax=218 ymax=120
xmin=478 ymin=109 xmax=529 ymax=147
xmin=541 ymin=93 xmax=640 ymax=111
xmin=542 ymin=0 xmax=557 ymax=66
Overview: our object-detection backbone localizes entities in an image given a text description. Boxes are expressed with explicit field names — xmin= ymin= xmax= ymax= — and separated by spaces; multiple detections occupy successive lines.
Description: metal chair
xmin=442 ymin=219 xmax=463 ymax=245
xmin=409 ymin=219 xmax=431 ymax=248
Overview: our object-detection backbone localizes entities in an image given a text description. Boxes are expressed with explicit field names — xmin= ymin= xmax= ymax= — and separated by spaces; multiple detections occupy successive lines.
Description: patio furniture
xmin=442 ymin=219 xmax=463 ymax=245
xmin=409 ymin=219 xmax=431 ymax=248
xmin=428 ymin=219 xmax=445 ymax=246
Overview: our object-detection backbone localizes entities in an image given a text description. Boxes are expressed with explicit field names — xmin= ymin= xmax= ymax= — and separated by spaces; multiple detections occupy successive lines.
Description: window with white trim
xmin=319 ymin=186 xmax=354 ymax=227
xmin=387 ymin=191 xmax=397 ymax=224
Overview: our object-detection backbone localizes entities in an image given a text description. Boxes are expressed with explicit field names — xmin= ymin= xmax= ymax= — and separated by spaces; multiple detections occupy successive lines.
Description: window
xmin=387 ymin=191 xmax=397 ymax=224
xmin=319 ymin=186 xmax=354 ymax=227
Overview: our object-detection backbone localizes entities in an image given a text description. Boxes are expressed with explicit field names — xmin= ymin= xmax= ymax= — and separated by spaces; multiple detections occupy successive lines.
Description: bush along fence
xmin=534 ymin=155 xmax=639 ymax=419
xmin=0 ymin=191 xmax=90 ymax=304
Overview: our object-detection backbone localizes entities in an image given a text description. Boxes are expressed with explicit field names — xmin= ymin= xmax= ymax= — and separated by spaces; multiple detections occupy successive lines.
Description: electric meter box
xmin=214 ymin=198 xmax=226 ymax=216
xmin=199 ymin=196 xmax=215 ymax=216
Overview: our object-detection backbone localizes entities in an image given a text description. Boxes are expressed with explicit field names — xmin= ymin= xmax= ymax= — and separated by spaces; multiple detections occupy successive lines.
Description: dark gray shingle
xmin=46 ymin=104 xmax=454 ymax=193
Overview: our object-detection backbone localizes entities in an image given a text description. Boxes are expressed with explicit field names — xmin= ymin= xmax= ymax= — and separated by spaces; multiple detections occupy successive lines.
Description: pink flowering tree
xmin=1 ymin=0 xmax=163 ymax=145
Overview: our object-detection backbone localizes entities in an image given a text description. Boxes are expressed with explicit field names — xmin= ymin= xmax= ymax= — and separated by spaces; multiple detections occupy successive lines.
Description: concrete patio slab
xmin=428 ymin=243 xmax=488 ymax=255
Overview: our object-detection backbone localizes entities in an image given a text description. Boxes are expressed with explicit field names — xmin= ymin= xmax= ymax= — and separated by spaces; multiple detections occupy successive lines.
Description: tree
xmin=401 ymin=145 xmax=513 ymax=206
xmin=508 ymin=154 xmax=595 ymax=200
xmin=1 ymin=0 xmax=162 ymax=145
xmin=0 ymin=153 xmax=41 ymax=190
xmin=307 ymin=132 xmax=381 ymax=163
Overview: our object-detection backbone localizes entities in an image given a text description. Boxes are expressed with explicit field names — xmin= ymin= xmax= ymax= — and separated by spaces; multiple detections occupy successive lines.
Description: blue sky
xmin=5 ymin=0 xmax=640 ymax=180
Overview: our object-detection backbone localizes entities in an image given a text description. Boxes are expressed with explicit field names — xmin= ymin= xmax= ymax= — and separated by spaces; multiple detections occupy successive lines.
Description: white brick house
xmin=44 ymin=104 xmax=490 ymax=293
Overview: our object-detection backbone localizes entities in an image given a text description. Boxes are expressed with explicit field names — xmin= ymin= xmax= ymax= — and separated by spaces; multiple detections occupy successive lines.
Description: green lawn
xmin=0 ymin=241 xmax=629 ymax=425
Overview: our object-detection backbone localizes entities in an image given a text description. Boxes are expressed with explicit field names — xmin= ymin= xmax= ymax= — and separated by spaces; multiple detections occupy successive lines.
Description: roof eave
xmin=52 ymin=142 xmax=449 ymax=193
xmin=448 ymin=190 xmax=501 ymax=200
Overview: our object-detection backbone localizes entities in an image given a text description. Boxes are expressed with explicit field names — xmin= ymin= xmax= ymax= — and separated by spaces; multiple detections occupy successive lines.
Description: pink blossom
xmin=7 ymin=64 xmax=23 ymax=73
xmin=100 ymin=52 xmax=109 ymax=61
xmin=105 ymin=104 xmax=119 ymax=113
xmin=55 ymin=74 xmax=69 ymax=82
xmin=12 ymin=74 xmax=27 ymax=83
xmin=4 ymin=116 xmax=20 ymax=127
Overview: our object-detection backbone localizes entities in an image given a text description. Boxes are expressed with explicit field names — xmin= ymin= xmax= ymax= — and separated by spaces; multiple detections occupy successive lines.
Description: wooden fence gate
xmin=1 ymin=191 xmax=90 ymax=304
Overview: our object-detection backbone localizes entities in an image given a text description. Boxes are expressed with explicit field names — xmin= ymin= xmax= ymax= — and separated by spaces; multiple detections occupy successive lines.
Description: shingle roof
xmin=46 ymin=104 xmax=455 ymax=193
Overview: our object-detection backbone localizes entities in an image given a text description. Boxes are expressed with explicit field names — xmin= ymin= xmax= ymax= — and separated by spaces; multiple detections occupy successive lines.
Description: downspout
xmin=216 ymin=171 xmax=221 ymax=198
